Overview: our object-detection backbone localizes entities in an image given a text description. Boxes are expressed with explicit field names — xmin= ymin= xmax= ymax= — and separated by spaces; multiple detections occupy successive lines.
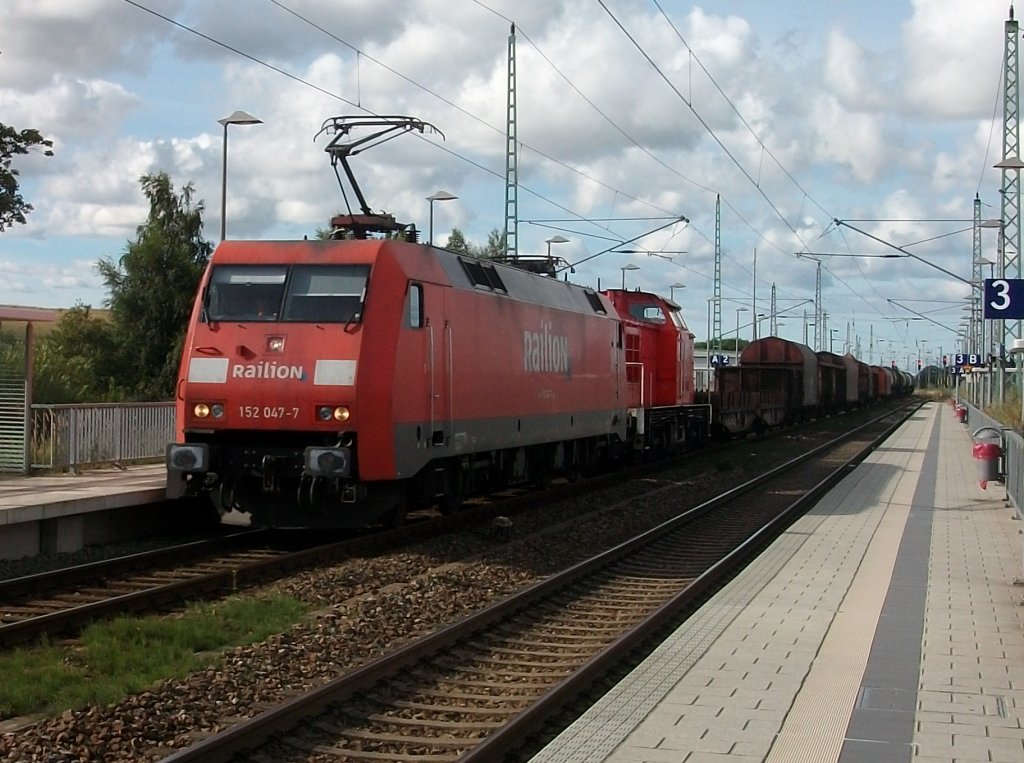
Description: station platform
xmin=0 ymin=464 xmax=166 ymax=560
xmin=532 ymin=401 xmax=1024 ymax=762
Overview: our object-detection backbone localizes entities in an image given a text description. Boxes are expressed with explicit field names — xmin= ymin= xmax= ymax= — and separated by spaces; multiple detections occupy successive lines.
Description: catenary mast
xmin=504 ymin=24 xmax=519 ymax=261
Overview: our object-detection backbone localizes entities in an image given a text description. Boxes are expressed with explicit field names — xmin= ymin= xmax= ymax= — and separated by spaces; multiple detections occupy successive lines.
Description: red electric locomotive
xmin=167 ymin=238 xmax=633 ymax=527
xmin=165 ymin=240 xmax=714 ymax=527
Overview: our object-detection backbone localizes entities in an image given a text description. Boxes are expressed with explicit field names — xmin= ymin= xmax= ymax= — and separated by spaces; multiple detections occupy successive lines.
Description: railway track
xmin=0 ymin=482 xmax=598 ymax=648
xmin=157 ymin=402 xmax=919 ymax=763
xmin=0 ymin=531 xmax=289 ymax=647
xmin=0 ymin=403 xmax=875 ymax=649
xmin=0 ymin=402 xmax=912 ymax=651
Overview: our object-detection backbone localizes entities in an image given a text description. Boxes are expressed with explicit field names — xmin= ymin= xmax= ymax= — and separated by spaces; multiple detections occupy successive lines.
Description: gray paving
xmin=0 ymin=464 xmax=166 ymax=558
xmin=530 ymin=402 xmax=1024 ymax=763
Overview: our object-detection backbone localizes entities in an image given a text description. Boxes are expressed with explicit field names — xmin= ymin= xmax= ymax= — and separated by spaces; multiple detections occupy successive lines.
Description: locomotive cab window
xmin=205 ymin=264 xmax=370 ymax=323
xmin=282 ymin=265 xmax=369 ymax=322
xmin=629 ymin=303 xmax=666 ymax=323
xmin=206 ymin=265 xmax=287 ymax=322
xmin=408 ymin=283 xmax=424 ymax=328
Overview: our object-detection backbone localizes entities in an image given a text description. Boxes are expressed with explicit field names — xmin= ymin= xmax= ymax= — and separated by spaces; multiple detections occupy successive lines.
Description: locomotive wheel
xmin=383 ymin=501 xmax=409 ymax=528
xmin=437 ymin=464 xmax=464 ymax=515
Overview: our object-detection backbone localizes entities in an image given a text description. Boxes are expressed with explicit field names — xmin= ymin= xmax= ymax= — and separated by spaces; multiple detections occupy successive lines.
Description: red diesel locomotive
xmin=166 ymin=238 xmax=711 ymax=528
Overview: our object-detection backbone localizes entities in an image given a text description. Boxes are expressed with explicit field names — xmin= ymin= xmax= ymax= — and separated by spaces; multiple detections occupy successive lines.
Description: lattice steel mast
xmin=814 ymin=260 xmax=822 ymax=351
xmin=504 ymin=23 xmax=519 ymax=260
xmin=712 ymin=195 xmax=722 ymax=355
xmin=972 ymin=194 xmax=983 ymax=355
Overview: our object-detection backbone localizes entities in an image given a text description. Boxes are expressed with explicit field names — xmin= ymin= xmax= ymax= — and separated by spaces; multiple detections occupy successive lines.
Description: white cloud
xmin=810 ymin=95 xmax=892 ymax=184
xmin=903 ymin=0 xmax=1007 ymax=117
xmin=0 ymin=0 xmax=181 ymax=88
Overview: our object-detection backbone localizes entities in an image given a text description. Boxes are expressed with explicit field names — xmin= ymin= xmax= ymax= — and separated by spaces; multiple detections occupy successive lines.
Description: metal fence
xmin=0 ymin=369 xmax=26 ymax=472
xmin=30 ymin=402 xmax=174 ymax=472
xmin=960 ymin=400 xmax=1024 ymax=520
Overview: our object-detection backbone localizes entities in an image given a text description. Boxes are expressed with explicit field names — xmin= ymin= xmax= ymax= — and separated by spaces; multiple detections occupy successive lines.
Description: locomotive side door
xmin=422 ymin=283 xmax=451 ymax=447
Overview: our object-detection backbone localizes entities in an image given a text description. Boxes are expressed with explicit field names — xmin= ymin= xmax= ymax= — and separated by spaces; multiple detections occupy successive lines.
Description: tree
xmin=446 ymin=227 xmax=471 ymax=255
xmin=0 ymin=122 xmax=53 ymax=231
xmin=34 ymin=305 xmax=120 ymax=403
xmin=443 ymin=227 xmax=506 ymax=259
xmin=479 ymin=228 xmax=506 ymax=259
xmin=96 ymin=173 xmax=212 ymax=399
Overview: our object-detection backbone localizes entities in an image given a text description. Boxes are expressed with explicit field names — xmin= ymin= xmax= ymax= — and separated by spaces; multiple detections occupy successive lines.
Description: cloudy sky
xmin=0 ymin=0 xmax=1015 ymax=368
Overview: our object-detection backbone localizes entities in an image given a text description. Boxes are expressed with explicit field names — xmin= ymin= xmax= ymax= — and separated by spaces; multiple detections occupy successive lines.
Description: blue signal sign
xmin=710 ymin=354 xmax=730 ymax=367
xmin=984 ymin=278 xmax=1024 ymax=319
xmin=953 ymin=353 xmax=983 ymax=367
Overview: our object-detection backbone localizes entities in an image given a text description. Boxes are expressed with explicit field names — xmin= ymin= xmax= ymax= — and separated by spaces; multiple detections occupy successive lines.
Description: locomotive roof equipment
xmin=315 ymin=115 xmax=444 ymax=240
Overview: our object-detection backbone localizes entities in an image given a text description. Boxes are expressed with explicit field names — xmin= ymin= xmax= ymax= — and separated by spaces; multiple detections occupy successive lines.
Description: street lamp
xmin=620 ymin=263 xmax=640 ymax=289
xmin=545 ymin=235 xmax=569 ymax=260
xmin=735 ymin=307 xmax=748 ymax=360
xmin=426 ymin=191 xmax=458 ymax=246
xmin=670 ymin=282 xmax=685 ymax=301
xmin=218 ymin=110 xmax=262 ymax=241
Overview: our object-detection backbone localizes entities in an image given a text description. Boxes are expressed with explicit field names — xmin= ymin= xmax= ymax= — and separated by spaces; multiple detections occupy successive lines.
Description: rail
xmin=29 ymin=402 xmax=174 ymax=472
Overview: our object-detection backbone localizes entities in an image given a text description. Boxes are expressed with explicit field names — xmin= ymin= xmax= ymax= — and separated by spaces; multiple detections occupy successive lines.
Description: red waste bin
xmin=973 ymin=440 xmax=1001 ymax=489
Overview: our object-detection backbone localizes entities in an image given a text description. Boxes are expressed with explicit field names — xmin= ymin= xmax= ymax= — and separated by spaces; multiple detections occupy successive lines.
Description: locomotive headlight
xmin=193 ymin=402 xmax=224 ymax=419
xmin=318 ymin=405 xmax=351 ymax=422
xmin=266 ymin=335 xmax=286 ymax=353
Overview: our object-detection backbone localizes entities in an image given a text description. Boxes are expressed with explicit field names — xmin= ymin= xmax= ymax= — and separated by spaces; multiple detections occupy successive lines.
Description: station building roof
xmin=0 ymin=305 xmax=61 ymax=322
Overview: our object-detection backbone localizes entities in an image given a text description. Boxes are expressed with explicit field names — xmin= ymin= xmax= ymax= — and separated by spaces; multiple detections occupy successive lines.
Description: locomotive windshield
xmin=205 ymin=264 xmax=370 ymax=323
xmin=629 ymin=303 xmax=666 ymax=323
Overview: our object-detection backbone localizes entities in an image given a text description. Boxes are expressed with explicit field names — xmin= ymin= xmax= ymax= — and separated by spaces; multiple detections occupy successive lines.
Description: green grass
xmin=0 ymin=594 xmax=308 ymax=719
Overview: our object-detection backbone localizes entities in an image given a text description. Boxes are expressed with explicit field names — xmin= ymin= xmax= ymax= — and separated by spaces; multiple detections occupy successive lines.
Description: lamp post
xmin=980 ymin=218 xmax=1007 ymax=404
xmin=670 ymin=283 xmax=685 ymax=301
xmin=426 ymin=191 xmax=458 ymax=246
xmin=218 ymin=110 xmax=262 ymax=241
xmin=620 ymin=263 xmax=640 ymax=289
xmin=735 ymin=307 xmax=748 ymax=362
xmin=706 ymin=298 xmax=714 ymax=373
xmin=545 ymin=235 xmax=569 ymax=264
xmin=975 ymin=257 xmax=996 ymax=407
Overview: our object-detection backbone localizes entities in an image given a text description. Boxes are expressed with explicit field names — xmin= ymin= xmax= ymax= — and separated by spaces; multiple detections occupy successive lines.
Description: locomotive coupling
xmin=166 ymin=443 xmax=209 ymax=473
xmin=304 ymin=446 xmax=352 ymax=478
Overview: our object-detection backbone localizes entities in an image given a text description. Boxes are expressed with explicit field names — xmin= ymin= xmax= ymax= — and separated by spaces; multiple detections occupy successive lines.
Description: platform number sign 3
xmin=984 ymin=278 xmax=1024 ymax=319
